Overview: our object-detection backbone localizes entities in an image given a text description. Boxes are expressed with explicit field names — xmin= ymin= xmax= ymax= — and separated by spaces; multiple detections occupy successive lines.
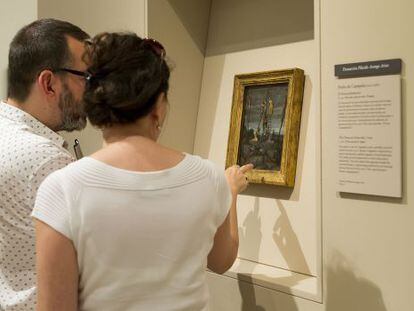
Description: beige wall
xmin=148 ymin=0 xmax=211 ymax=153
xmin=196 ymin=38 xmax=321 ymax=275
xmin=196 ymin=0 xmax=321 ymax=304
xmin=38 ymin=0 xmax=147 ymax=156
xmin=321 ymin=0 xmax=413 ymax=310
xmin=206 ymin=0 xmax=414 ymax=310
xmin=38 ymin=0 xmax=146 ymax=36
xmin=0 ymin=0 xmax=37 ymax=100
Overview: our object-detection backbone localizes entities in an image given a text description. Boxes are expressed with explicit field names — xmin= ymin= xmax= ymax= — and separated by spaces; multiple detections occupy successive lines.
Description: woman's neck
xmin=102 ymin=122 xmax=155 ymax=145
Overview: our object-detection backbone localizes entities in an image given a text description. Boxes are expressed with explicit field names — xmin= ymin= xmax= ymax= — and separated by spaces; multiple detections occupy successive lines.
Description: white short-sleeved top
xmin=32 ymin=154 xmax=231 ymax=311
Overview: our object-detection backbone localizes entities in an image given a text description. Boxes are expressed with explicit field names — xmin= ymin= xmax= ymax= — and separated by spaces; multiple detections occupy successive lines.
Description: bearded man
xmin=0 ymin=18 xmax=89 ymax=310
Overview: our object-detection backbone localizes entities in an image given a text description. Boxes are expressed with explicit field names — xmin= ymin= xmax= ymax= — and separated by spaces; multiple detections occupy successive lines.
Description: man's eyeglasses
xmin=54 ymin=68 xmax=92 ymax=82
xmin=142 ymin=38 xmax=166 ymax=59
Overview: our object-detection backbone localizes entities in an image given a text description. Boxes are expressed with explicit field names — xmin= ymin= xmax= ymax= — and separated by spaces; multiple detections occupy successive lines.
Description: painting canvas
xmin=226 ymin=69 xmax=305 ymax=187
xmin=238 ymin=83 xmax=289 ymax=171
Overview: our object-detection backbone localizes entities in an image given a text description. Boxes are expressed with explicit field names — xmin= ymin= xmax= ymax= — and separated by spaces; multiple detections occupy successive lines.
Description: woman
xmin=32 ymin=32 xmax=252 ymax=311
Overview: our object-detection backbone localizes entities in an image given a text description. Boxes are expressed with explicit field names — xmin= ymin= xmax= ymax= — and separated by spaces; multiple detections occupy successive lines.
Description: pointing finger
xmin=239 ymin=163 xmax=254 ymax=173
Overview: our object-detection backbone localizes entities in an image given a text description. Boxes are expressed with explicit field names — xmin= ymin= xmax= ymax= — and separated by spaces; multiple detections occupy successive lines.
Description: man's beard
xmin=57 ymin=83 xmax=87 ymax=132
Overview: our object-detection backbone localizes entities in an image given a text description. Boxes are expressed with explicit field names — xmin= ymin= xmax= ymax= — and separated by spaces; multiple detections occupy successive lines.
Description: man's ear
xmin=37 ymin=70 xmax=60 ymax=99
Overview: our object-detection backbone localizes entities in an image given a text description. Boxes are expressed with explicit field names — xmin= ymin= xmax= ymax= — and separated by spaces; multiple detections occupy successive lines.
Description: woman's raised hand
xmin=225 ymin=164 xmax=254 ymax=195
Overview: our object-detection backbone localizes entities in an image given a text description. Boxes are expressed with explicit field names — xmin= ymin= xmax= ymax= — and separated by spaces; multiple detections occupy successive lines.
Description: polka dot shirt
xmin=0 ymin=101 xmax=74 ymax=310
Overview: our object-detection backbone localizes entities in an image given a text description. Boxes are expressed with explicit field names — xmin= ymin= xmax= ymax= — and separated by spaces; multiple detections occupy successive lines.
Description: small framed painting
xmin=226 ymin=68 xmax=305 ymax=187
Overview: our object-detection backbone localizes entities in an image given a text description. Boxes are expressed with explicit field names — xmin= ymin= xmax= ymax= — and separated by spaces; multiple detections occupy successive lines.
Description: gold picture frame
xmin=225 ymin=68 xmax=305 ymax=187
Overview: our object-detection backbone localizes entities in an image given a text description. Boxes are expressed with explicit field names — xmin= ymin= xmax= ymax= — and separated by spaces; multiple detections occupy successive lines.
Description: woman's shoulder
xmin=182 ymin=154 xmax=225 ymax=180
xmin=154 ymin=144 xmax=218 ymax=172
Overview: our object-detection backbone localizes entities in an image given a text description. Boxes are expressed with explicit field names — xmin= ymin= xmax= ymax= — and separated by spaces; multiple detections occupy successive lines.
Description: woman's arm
xmin=207 ymin=194 xmax=238 ymax=274
xmin=35 ymin=219 xmax=78 ymax=311
xmin=207 ymin=164 xmax=253 ymax=274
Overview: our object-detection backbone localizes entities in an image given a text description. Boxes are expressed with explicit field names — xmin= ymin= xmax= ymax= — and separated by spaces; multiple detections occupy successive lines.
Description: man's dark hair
xmin=84 ymin=32 xmax=170 ymax=128
xmin=7 ymin=18 xmax=89 ymax=102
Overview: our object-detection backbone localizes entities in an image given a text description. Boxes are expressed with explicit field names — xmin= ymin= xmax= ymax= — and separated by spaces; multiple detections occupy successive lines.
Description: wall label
xmin=334 ymin=60 xmax=402 ymax=197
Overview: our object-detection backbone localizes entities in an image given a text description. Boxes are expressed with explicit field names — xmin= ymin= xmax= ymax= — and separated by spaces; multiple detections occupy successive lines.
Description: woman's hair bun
xmin=83 ymin=32 xmax=170 ymax=128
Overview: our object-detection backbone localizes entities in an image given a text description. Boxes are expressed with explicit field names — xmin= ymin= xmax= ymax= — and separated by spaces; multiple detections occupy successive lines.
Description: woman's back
xmin=33 ymin=148 xmax=231 ymax=311
xmin=92 ymin=135 xmax=187 ymax=173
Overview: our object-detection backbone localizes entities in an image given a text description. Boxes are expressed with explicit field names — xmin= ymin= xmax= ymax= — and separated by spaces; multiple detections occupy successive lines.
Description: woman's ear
xmin=155 ymin=92 xmax=167 ymax=106
xmin=153 ymin=92 xmax=168 ymax=123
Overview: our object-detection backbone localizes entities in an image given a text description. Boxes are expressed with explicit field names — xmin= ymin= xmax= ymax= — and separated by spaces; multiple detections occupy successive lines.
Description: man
xmin=0 ymin=19 xmax=89 ymax=310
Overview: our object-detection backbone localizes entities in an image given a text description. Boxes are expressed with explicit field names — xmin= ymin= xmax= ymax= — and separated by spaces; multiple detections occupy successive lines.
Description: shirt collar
xmin=0 ymin=101 xmax=67 ymax=147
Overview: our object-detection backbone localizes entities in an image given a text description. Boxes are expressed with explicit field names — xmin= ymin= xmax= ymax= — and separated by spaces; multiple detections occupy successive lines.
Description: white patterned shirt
xmin=0 ymin=101 xmax=74 ymax=310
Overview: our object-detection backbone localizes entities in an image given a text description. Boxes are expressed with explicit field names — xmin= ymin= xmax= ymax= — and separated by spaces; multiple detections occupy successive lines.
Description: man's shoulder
xmin=11 ymin=133 xmax=72 ymax=163
xmin=0 ymin=127 xmax=73 ymax=178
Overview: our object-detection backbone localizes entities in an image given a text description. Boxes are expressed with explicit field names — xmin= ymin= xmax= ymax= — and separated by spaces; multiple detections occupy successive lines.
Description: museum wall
xmin=205 ymin=0 xmax=414 ymax=310
xmin=0 ymin=0 xmax=37 ymax=100
xmin=320 ymin=0 xmax=413 ymax=310
xmin=194 ymin=0 xmax=322 ymax=305
xmin=38 ymin=0 xmax=147 ymax=156
xmin=148 ymin=0 xmax=211 ymax=153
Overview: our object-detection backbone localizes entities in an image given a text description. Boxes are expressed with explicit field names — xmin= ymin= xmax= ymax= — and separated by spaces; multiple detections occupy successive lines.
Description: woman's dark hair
xmin=7 ymin=18 xmax=89 ymax=102
xmin=83 ymin=32 xmax=170 ymax=128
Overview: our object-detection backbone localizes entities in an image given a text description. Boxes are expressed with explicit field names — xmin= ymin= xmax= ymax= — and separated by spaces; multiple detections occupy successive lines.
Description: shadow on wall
xmin=235 ymin=199 xmax=387 ymax=311
xmin=237 ymin=197 xmax=272 ymax=310
xmin=237 ymin=279 xmax=269 ymax=311
xmin=326 ymin=251 xmax=387 ymax=311
xmin=166 ymin=0 xmax=314 ymax=57
xmin=237 ymin=197 xmax=262 ymax=263
xmin=243 ymin=182 xmax=294 ymax=201
xmin=236 ymin=198 xmax=303 ymax=310
xmin=273 ymin=201 xmax=310 ymax=275
xmin=166 ymin=0 xmax=212 ymax=54
xmin=289 ymin=74 xmax=313 ymax=202
xmin=206 ymin=0 xmax=314 ymax=56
